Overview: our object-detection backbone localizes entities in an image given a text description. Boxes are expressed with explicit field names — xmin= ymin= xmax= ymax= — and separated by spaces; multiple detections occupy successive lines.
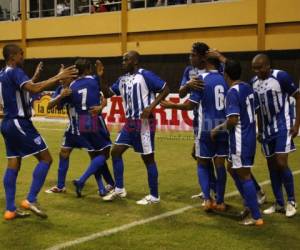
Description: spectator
xmin=57 ymin=0 xmax=70 ymax=16
xmin=94 ymin=0 xmax=108 ymax=13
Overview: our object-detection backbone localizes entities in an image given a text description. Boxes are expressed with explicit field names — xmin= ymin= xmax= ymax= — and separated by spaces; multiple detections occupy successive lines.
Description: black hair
xmin=206 ymin=55 xmax=221 ymax=70
xmin=74 ymin=58 xmax=92 ymax=75
xmin=3 ymin=43 xmax=20 ymax=62
xmin=192 ymin=42 xmax=209 ymax=56
xmin=225 ymin=59 xmax=242 ymax=80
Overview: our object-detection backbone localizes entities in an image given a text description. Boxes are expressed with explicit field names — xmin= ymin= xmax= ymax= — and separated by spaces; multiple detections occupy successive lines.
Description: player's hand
xmin=191 ymin=144 xmax=197 ymax=160
xmin=141 ymin=107 xmax=152 ymax=119
xmin=210 ymin=128 xmax=218 ymax=142
xmin=257 ymin=133 xmax=263 ymax=143
xmin=89 ymin=106 xmax=103 ymax=116
xmin=57 ymin=65 xmax=78 ymax=80
xmin=95 ymin=60 xmax=104 ymax=77
xmin=160 ymin=100 xmax=174 ymax=109
xmin=207 ymin=49 xmax=226 ymax=63
xmin=289 ymin=124 xmax=299 ymax=138
xmin=60 ymin=88 xmax=72 ymax=97
xmin=32 ymin=62 xmax=43 ymax=82
xmin=187 ymin=78 xmax=204 ymax=91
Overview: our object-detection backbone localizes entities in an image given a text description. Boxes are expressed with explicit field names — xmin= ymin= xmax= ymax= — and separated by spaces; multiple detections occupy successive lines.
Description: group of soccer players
xmin=0 ymin=42 xmax=298 ymax=226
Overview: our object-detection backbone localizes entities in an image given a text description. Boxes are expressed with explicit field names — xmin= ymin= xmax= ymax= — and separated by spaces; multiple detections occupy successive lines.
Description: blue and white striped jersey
xmin=0 ymin=66 xmax=32 ymax=119
xmin=251 ymin=70 xmax=299 ymax=139
xmin=189 ymin=71 xmax=228 ymax=139
xmin=226 ymin=82 xmax=257 ymax=157
xmin=110 ymin=69 xmax=166 ymax=119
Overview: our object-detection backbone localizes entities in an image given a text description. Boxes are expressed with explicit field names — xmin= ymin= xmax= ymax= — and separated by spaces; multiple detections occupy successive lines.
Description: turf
xmin=0 ymin=121 xmax=299 ymax=250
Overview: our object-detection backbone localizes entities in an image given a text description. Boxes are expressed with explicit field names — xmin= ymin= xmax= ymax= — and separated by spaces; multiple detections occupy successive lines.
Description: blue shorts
xmin=195 ymin=133 xmax=228 ymax=159
xmin=115 ymin=118 xmax=155 ymax=154
xmin=262 ymin=130 xmax=296 ymax=158
xmin=1 ymin=118 xmax=47 ymax=158
xmin=62 ymin=116 xmax=112 ymax=151
xmin=228 ymin=154 xmax=255 ymax=169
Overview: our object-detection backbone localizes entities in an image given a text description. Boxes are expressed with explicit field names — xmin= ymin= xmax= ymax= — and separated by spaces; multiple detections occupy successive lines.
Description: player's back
xmin=227 ymin=82 xmax=256 ymax=156
xmin=69 ymin=76 xmax=100 ymax=114
xmin=200 ymin=71 xmax=228 ymax=123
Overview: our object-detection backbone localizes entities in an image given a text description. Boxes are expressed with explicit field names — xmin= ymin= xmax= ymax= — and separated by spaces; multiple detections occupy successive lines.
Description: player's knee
xmin=42 ymin=154 xmax=53 ymax=165
xmin=111 ymin=148 xmax=121 ymax=158
xmin=60 ymin=149 xmax=70 ymax=159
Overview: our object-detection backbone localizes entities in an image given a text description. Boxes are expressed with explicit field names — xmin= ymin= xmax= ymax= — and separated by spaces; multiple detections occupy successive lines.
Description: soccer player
xmin=211 ymin=59 xmax=264 ymax=226
xmin=251 ymin=54 xmax=299 ymax=217
xmin=179 ymin=42 xmax=217 ymax=200
xmin=45 ymin=66 xmax=114 ymax=196
xmin=101 ymin=51 xmax=169 ymax=205
xmin=54 ymin=58 xmax=113 ymax=198
xmin=162 ymin=56 xmax=228 ymax=211
xmin=0 ymin=44 xmax=77 ymax=220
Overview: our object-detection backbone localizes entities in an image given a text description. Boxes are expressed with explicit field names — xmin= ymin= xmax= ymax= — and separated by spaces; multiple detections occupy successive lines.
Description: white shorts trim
xmin=7 ymin=147 xmax=49 ymax=159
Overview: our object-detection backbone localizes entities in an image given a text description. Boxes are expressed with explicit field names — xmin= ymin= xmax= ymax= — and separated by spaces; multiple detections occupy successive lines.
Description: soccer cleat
xmin=45 ymin=186 xmax=66 ymax=194
xmin=191 ymin=192 xmax=204 ymax=199
xmin=105 ymin=184 xmax=114 ymax=192
xmin=4 ymin=209 xmax=30 ymax=220
xmin=98 ymin=184 xmax=115 ymax=196
xmin=286 ymin=201 xmax=297 ymax=218
xmin=20 ymin=200 xmax=47 ymax=218
xmin=239 ymin=207 xmax=250 ymax=220
xmin=72 ymin=180 xmax=83 ymax=198
xmin=203 ymin=199 xmax=216 ymax=212
xmin=214 ymin=203 xmax=227 ymax=212
xmin=263 ymin=203 xmax=285 ymax=215
xmin=102 ymin=188 xmax=127 ymax=201
xmin=257 ymin=190 xmax=266 ymax=205
xmin=136 ymin=195 xmax=160 ymax=205
xmin=239 ymin=218 xmax=264 ymax=226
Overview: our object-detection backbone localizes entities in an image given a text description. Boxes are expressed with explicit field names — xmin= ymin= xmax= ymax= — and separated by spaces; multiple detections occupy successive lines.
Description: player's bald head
xmin=122 ymin=50 xmax=140 ymax=73
xmin=3 ymin=43 xmax=22 ymax=62
xmin=252 ymin=53 xmax=271 ymax=80
xmin=252 ymin=53 xmax=270 ymax=67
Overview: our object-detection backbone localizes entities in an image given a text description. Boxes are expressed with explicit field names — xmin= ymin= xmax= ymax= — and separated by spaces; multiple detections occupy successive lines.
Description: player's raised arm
xmin=23 ymin=65 xmax=78 ymax=94
xmin=161 ymin=99 xmax=195 ymax=110
xmin=31 ymin=62 xmax=43 ymax=83
xmin=47 ymin=88 xmax=72 ymax=110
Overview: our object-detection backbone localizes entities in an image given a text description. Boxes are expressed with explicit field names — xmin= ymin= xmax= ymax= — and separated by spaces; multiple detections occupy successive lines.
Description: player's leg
xmin=46 ymin=147 xmax=72 ymax=193
xmin=208 ymin=159 xmax=217 ymax=196
xmin=21 ymin=149 xmax=52 ymax=218
xmin=262 ymin=139 xmax=285 ymax=215
xmin=276 ymin=153 xmax=297 ymax=217
xmin=136 ymin=153 xmax=160 ymax=205
xmin=102 ymin=144 xmax=129 ymax=201
xmin=213 ymin=156 xmax=227 ymax=211
xmin=250 ymin=173 xmax=266 ymax=205
xmin=227 ymin=160 xmax=250 ymax=219
xmin=98 ymin=146 xmax=115 ymax=189
xmin=236 ymin=167 xmax=263 ymax=226
xmin=3 ymin=157 xmax=30 ymax=220
xmin=73 ymin=149 xmax=108 ymax=197
xmin=88 ymin=151 xmax=107 ymax=196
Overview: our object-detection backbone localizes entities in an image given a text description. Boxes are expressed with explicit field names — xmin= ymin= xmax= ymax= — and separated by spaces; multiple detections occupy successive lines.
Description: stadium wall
xmin=0 ymin=0 xmax=300 ymax=58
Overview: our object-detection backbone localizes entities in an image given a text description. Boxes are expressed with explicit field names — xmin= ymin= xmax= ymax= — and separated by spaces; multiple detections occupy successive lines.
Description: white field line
xmin=46 ymin=170 xmax=300 ymax=250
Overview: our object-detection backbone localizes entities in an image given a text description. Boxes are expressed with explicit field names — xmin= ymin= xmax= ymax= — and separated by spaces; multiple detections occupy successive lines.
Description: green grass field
xmin=0 ymin=121 xmax=299 ymax=250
